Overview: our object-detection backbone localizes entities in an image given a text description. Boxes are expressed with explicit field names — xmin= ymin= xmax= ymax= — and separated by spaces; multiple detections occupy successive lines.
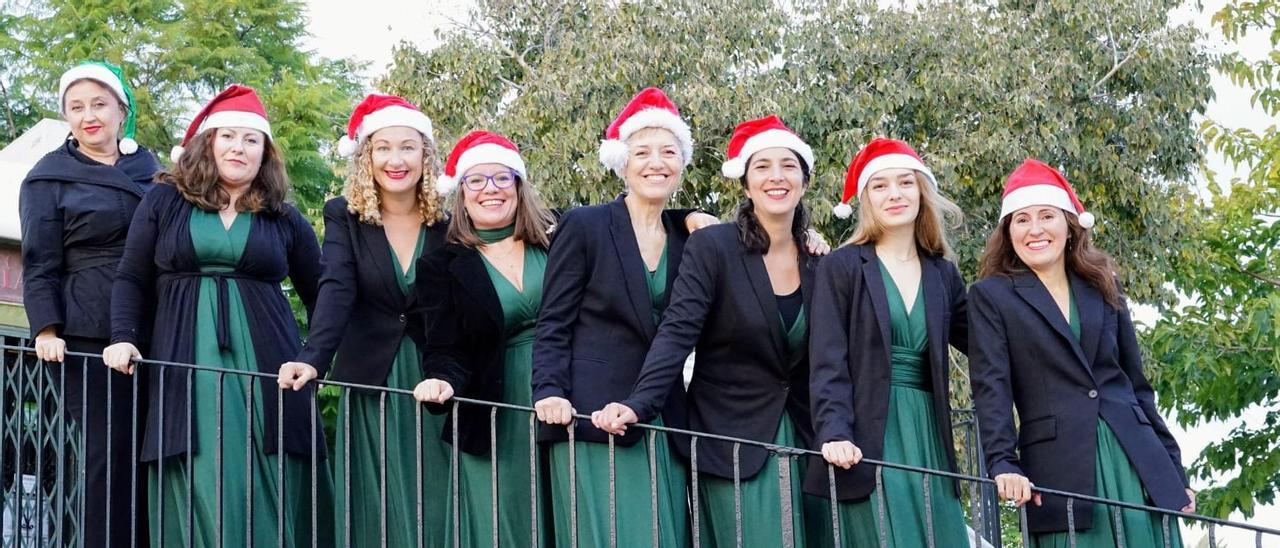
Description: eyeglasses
xmin=461 ymin=171 xmax=517 ymax=192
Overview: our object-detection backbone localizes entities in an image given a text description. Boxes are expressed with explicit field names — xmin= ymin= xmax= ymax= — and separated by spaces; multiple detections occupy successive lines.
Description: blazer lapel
xmin=921 ymin=254 xmax=947 ymax=371
xmin=448 ymin=246 xmax=504 ymax=331
xmin=359 ymin=221 xmax=406 ymax=305
xmin=742 ymin=250 xmax=787 ymax=365
xmin=608 ymin=198 xmax=658 ymax=338
xmin=661 ymin=213 xmax=685 ymax=309
xmin=1012 ymin=271 xmax=1091 ymax=375
xmin=1071 ymin=273 xmax=1105 ymax=369
xmin=859 ymin=247 xmax=893 ymax=362
xmin=791 ymin=254 xmax=817 ymax=369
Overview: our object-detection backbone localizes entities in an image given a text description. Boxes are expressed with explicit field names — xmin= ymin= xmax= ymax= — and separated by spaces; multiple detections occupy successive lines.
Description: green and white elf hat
xmin=58 ymin=61 xmax=139 ymax=155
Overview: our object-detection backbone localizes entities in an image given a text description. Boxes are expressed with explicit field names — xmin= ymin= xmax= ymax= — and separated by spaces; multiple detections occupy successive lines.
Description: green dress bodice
xmin=878 ymin=261 xmax=928 ymax=390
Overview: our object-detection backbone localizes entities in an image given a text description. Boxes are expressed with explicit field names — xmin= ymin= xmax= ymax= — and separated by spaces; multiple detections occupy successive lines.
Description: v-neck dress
xmin=548 ymin=242 xmax=692 ymax=548
xmin=446 ymin=245 xmax=552 ymax=547
xmin=149 ymin=209 xmax=333 ymax=548
xmin=838 ymin=262 xmax=967 ymax=547
xmin=1034 ymin=292 xmax=1184 ymax=548
xmin=332 ymin=227 xmax=450 ymax=548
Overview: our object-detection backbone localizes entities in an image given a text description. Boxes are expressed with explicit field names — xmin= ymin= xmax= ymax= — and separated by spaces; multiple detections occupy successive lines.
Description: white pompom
xmin=118 ymin=138 xmax=138 ymax=155
xmin=1078 ymin=211 xmax=1095 ymax=229
xmin=337 ymin=135 xmax=358 ymax=157
xmin=720 ymin=158 xmax=745 ymax=179
xmin=436 ymin=175 xmax=458 ymax=194
xmin=598 ymin=139 xmax=629 ymax=173
xmin=833 ymin=202 xmax=854 ymax=219
xmin=169 ymin=145 xmax=184 ymax=164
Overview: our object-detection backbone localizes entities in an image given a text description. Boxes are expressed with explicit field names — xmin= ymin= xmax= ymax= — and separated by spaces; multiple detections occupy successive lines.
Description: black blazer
xmin=620 ymin=223 xmax=818 ymax=480
xmin=803 ymin=244 xmax=967 ymax=500
xmin=531 ymin=196 xmax=694 ymax=446
xmin=968 ymin=271 xmax=1190 ymax=533
xmin=294 ymin=197 xmax=447 ymax=385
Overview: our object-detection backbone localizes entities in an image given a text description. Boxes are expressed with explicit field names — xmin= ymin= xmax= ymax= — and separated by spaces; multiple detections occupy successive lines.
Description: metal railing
xmin=2 ymin=343 xmax=1277 ymax=548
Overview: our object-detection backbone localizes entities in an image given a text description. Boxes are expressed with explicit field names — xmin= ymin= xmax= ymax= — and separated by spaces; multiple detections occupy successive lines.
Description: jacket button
xmin=781 ymin=382 xmax=790 ymax=391
xmin=1087 ymin=389 xmax=1098 ymax=399
xmin=398 ymin=314 xmax=407 ymax=323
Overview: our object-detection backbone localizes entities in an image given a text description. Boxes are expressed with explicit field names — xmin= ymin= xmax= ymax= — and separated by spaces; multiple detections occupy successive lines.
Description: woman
xmin=412 ymin=130 xmax=555 ymax=547
xmin=19 ymin=60 xmax=159 ymax=547
xmin=968 ymin=159 xmax=1194 ymax=547
xmin=103 ymin=85 xmax=331 ymax=547
xmin=595 ymin=115 xmax=828 ymax=547
xmin=275 ymin=94 xmax=449 ymax=547
xmin=805 ymin=138 xmax=969 ymax=546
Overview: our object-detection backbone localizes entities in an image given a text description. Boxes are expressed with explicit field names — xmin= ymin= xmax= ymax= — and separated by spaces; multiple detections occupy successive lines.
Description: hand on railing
xmin=533 ymin=397 xmax=576 ymax=425
xmin=277 ymin=362 xmax=319 ymax=391
xmin=412 ymin=379 xmax=454 ymax=404
xmin=995 ymin=472 xmax=1042 ymax=507
xmin=821 ymin=440 xmax=863 ymax=469
xmin=591 ymin=402 xmax=638 ymax=435
xmin=34 ymin=327 xmax=66 ymax=363
xmin=102 ymin=342 xmax=141 ymax=375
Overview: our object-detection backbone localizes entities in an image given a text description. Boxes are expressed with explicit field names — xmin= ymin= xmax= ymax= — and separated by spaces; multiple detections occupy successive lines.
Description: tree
xmin=1145 ymin=0 xmax=1280 ymax=520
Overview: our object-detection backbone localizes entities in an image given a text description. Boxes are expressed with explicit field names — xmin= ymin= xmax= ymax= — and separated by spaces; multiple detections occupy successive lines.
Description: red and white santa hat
xmin=598 ymin=87 xmax=693 ymax=174
xmin=336 ymin=94 xmax=434 ymax=158
xmin=720 ymin=115 xmax=814 ymax=179
xmin=170 ymin=84 xmax=272 ymax=163
xmin=438 ymin=130 xmax=527 ymax=194
xmin=999 ymin=158 xmax=1094 ymax=229
xmin=833 ymin=137 xmax=937 ymax=219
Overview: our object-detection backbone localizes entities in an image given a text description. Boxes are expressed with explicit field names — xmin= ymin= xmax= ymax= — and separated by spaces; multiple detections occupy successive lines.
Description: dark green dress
xmin=549 ymin=243 xmax=692 ymax=547
xmin=150 ymin=209 xmax=333 ymax=547
xmin=332 ymin=227 xmax=450 ymax=547
xmin=447 ymin=232 xmax=551 ymax=547
xmin=838 ymin=263 xmax=968 ymax=547
xmin=1034 ymin=293 xmax=1184 ymax=548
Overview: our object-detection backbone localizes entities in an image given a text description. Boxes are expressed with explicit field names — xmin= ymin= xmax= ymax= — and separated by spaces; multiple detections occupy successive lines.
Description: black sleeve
xmin=946 ymin=261 xmax=969 ymax=355
xmin=285 ymin=206 xmax=323 ymax=321
xmin=418 ymin=254 xmax=472 ymax=392
xmin=1116 ymin=295 xmax=1189 ymax=487
xmin=111 ymin=189 xmax=161 ymax=346
xmin=294 ymin=201 xmax=357 ymax=377
xmin=620 ymin=230 xmax=719 ymax=422
xmin=531 ymin=209 xmax=589 ymax=402
xmin=18 ymin=180 xmax=65 ymax=338
xmin=808 ymin=253 xmax=858 ymax=445
xmin=967 ymin=282 xmax=1023 ymax=478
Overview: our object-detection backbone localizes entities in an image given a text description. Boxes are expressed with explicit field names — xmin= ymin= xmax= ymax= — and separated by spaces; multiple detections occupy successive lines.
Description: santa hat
xmin=999 ymin=158 xmax=1094 ymax=229
xmin=59 ymin=61 xmax=140 ymax=155
xmin=336 ymin=94 xmax=434 ymax=157
xmin=598 ymin=87 xmax=693 ymax=174
xmin=720 ymin=115 xmax=814 ymax=179
xmin=170 ymin=84 xmax=272 ymax=163
xmin=833 ymin=137 xmax=937 ymax=219
xmin=438 ymin=130 xmax=527 ymax=194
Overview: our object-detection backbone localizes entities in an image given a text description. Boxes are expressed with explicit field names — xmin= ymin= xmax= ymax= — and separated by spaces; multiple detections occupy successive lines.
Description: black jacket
xmin=804 ymin=244 xmax=967 ymax=500
xmin=20 ymin=140 xmax=160 ymax=340
xmin=968 ymin=271 xmax=1190 ymax=533
xmin=531 ymin=196 xmax=694 ymax=446
xmin=111 ymin=183 xmax=326 ymax=462
xmin=620 ymin=223 xmax=818 ymax=480
xmin=294 ymin=197 xmax=447 ymax=385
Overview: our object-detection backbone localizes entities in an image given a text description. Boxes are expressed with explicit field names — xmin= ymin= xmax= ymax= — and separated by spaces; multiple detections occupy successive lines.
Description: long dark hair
xmin=978 ymin=212 xmax=1121 ymax=308
xmin=156 ymin=129 xmax=289 ymax=214
xmin=735 ymin=150 xmax=811 ymax=255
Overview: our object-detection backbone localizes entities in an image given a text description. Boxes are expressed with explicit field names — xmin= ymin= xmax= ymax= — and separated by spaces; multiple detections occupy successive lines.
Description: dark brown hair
xmin=156 ymin=129 xmax=289 ymax=214
xmin=447 ymin=174 xmax=554 ymax=248
xmin=977 ymin=211 xmax=1121 ymax=308
xmin=736 ymin=150 xmax=811 ymax=254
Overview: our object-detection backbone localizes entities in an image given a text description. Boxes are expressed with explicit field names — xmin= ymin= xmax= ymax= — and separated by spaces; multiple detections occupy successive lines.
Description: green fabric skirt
xmin=332 ymin=334 xmax=449 ymax=547
xmin=149 ymin=278 xmax=334 ymax=548
xmin=548 ymin=417 xmax=691 ymax=547
xmin=836 ymin=384 xmax=967 ymax=547
xmin=1034 ymin=419 xmax=1183 ymax=548
xmin=696 ymin=414 xmax=832 ymax=548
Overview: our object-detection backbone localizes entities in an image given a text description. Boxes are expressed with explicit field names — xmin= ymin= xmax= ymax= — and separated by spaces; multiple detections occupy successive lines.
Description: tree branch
xmin=1229 ymin=263 xmax=1280 ymax=289
xmin=1087 ymin=30 xmax=1156 ymax=95
xmin=0 ymin=78 xmax=17 ymax=141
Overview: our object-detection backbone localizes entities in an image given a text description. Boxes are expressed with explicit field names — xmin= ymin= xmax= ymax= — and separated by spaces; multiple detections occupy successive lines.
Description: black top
xmin=968 ymin=271 xmax=1190 ymax=533
xmin=776 ymin=288 xmax=803 ymax=327
xmin=20 ymin=140 xmax=160 ymax=340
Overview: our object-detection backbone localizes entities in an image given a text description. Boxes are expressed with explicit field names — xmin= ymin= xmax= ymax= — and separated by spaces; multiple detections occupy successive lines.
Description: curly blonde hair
xmin=344 ymin=134 xmax=447 ymax=226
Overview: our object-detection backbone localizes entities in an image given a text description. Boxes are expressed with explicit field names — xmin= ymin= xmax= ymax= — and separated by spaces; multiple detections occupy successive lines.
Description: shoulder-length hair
xmin=977 ymin=212 xmax=1122 ymax=308
xmin=155 ymin=129 xmax=288 ymax=213
xmin=446 ymin=174 xmax=555 ymax=249
xmin=845 ymin=171 xmax=962 ymax=260
xmin=344 ymin=135 xmax=447 ymax=226
xmin=736 ymin=150 xmax=812 ymax=254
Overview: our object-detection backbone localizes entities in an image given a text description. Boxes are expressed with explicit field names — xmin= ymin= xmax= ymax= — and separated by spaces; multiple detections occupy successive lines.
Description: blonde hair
xmin=846 ymin=171 xmax=963 ymax=260
xmin=343 ymin=135 xmax=447 ymax=226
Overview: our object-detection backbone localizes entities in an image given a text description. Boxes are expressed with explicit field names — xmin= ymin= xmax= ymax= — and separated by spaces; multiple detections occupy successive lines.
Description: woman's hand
xmin=684 ymin=211 xmax=719 ymax=233
xmin=821 ymin=440 xmax=863 ymax=469
xmin=805 ymin=228 xmax=832 ymax=255
xmin=101 ymin=342 xmax=141 ymax=375
xmin=413 ymin=379 xmax=455 ymax=404
xmin=277 ymin=362 xmax=318 ymax=391
xmin=34 ymin=327 xmax=66 ymax=363
xmin=591 ymin=402 xmax=638 ymax=435
xmin=534 ymin=397 xmax=576 ymax=425
xmin=1181 ymin=488 xmax=1196 ymax=513
xmin=994 ymin=473 xmax=1041 ymax=507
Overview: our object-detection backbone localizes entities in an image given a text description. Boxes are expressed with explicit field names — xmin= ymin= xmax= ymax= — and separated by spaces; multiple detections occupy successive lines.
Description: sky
xmin=303 ymin=0 xmax=1278 ymax=543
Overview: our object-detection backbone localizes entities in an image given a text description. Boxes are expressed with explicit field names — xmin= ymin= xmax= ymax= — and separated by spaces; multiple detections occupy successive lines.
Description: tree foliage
xmin=1145 ymin=0 xmax=1280 ymax=520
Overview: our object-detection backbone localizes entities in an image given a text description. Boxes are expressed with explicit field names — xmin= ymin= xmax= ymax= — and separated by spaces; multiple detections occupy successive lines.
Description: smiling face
xmin=62 ymin=80 xmax=125 ymax=153
xmin=622 ymin=127 xmax=684 ymax=203
xmin=1008 ymin=205 xmax=1070 ymax=273
xmin=368 ymin=126 xmax=425 ymax=197
xmin=744 ymin=147 xmax=806 ymax=219
xmin=862 ymin=168 xmax=921 ymax=231
xmin=461 ymin=162 xmax=519 ymax=229
xmin=211 ymin=127 xmax=266 ymax=190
